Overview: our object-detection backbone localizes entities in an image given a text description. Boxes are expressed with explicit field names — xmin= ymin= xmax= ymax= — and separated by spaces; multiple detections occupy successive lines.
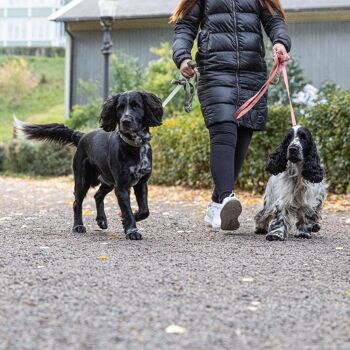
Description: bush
xmin=68 ymin=102 xmax=101 ymax=130
xmin=304 ymin=88 xmax=350 ymax=193
xmin=151 ymin=104 xmax=290 ymax=192
xmin=151 ymin=105 xmax=211 ymax=187
xmin=0 ymin=58 xmax=38 ymax=108
xmin=3 ymin=141 xmax=73 ymax=176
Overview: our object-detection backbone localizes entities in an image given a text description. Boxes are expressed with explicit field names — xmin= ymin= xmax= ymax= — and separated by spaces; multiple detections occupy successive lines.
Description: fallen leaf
xmin=346 ymin=289 xmax=350 ymax=297
xmin=247 ymin=306 xmax=258 ymax=312
xmin=83 ymin=210 xmax=94 ymax=216
xmin=21 ymin=225 xmax=27 ymax=229
xmin=108 ymin=235 xmax=116 ymax=240
xmin=335 ymin=247 xmax=344 ymax=250
xmin=0 ymin=217 xmax=11 ymax=221
xmin=39 ymin=246 xmax=49 ymax=250
xmin=251 ymin=301 xmax=261 ymax=306
xmin=242 ymin=277 xmax=255 ymax=282
xmin=165 ymin=325 xmax=187 ymax=334
xmin=116 ymin=211 xmax=122 ymax=217
xmin=99 ymin=256 xmax=109 ymax=260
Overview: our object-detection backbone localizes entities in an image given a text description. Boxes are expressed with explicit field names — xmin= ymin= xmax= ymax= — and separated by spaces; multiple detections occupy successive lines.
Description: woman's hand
xmin=273 ymin=43 xmax=290 ymax=62
xmin=180 ymin=59 xmax=196 ymax=78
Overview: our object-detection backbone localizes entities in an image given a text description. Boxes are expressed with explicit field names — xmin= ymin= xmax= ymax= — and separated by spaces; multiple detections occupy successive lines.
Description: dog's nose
xmin=121 ymin=118 xmax=132 ymax=127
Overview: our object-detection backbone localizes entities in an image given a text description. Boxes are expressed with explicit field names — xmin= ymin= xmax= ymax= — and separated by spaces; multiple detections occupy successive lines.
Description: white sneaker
xmin=220 ymin=194 xmax=242 ymax=231
xmin=204 ymin=201 xmax=222 ymax=231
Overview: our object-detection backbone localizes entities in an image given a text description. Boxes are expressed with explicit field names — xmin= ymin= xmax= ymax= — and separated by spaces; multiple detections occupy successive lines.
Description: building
xmin=49 ymin=0 xmax=350 ymax=119
xmin=0 ymin=0 xmax=71 ymax=47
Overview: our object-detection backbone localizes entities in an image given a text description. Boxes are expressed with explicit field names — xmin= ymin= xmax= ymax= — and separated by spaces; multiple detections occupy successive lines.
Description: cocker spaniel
xmin=255 ymin=125 xmax=327 ymax=241
xmin=15 ymin=91 xmax=163 ymax=240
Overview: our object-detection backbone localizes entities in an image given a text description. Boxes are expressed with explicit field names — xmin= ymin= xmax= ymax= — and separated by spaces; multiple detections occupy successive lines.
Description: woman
xmin=171 ymin=0 xmax=291 ymax=231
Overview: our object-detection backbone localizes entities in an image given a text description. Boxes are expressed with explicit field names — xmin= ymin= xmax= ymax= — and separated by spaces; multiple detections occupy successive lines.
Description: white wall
xmin=0 ymin=0 xmax=67 ymax=47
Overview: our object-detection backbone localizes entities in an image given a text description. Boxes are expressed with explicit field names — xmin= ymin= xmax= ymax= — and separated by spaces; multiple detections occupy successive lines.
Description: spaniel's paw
xmin=255 ymin=228 xmax=267 ymax=235
xmin=96 ymin=217 xmax=108 ymax=230
xmin=295 ymin=231 xmax=312 ymax=239
xmin=126 ymin=229 xmax=143 ymax=240
xmin=266 ymin=230 xmax=286 ymax=241
xmin=73 ymin=225 xmax=86 ymax=233
xmin=312 ymin=223 xmax=321 ymax=232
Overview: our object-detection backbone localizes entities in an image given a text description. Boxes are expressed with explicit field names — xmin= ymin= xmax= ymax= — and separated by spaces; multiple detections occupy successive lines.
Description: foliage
xmin=0 ymin=55 xmax=64 ymax=142
xmin=68 ymin=102 xmax=100 ymax=130
xmin=110 ymin=52 xmax=144 ymax=93
xmin=303 ymin=88 xmax=350 ymax=193
xmin=151 ymin=105 xmax=211 ymax=187
xmin=0 ymin=58 xmax=38 ymax=108
xmin=2 ymin=141 xmax=73 ymax=176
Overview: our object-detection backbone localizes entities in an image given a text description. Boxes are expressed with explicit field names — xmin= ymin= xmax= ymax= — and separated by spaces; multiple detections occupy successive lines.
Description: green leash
xmin=162 ymin=60 xmax=199 ymax=113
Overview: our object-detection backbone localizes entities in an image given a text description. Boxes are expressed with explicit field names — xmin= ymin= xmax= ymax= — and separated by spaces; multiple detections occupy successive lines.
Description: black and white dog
xmin=255 ymin=126 xmax=327 ymax=241
xmin=15 ymin=92 xmax=163 ymax=240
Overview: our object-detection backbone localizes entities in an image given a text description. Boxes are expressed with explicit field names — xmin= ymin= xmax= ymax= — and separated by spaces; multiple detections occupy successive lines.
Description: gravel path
xmin=0 ymin=176 xmax=349 ymax=350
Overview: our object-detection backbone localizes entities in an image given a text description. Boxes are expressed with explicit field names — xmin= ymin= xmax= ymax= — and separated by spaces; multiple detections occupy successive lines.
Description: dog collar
xmin=118 ymin=131 xmax=147 ymax=148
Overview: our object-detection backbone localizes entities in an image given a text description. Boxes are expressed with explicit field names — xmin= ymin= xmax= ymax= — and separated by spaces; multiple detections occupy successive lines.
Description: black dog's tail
xmin=14 ymin=117 xmax=84 ymax=147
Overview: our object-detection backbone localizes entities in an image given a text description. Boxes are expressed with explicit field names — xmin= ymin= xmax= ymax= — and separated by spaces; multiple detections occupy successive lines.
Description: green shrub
xmin=151 ymin=105 xmax=211 ymax=187
xmin=151 ymin=105 xmax=291 ymax=192
xmin=304 ymin=88 xmax=350 ymax=193
xmin=68 ymin=102 xmax=100 ymax=130
xmin=3 ymin=141 xmax=73 ymax=176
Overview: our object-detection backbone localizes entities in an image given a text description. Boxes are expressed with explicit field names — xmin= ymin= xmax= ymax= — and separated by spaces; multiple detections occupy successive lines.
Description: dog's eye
xmin=299 ymin=133 xmax=306 ymax=140
xmin=131 ymin=102 xmax=139 ymax=109
xmin=118 ymin=104 xmax=125 ymax=110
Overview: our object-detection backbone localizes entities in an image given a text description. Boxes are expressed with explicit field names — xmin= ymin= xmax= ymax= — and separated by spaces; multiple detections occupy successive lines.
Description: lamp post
xmin=99 ymin=0 xmax=118 ymax=101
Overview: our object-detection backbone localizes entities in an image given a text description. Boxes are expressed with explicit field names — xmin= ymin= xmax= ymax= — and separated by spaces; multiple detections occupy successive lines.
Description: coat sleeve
xmin=172 ymin=0 xmax=204 ymax=69
xmin=260 ymin=7 xmax=292 ymax=53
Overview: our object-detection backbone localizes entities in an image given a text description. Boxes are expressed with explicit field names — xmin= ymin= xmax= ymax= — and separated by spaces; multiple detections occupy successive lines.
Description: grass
xmin=0 ymin=55 xmax=65 ymax=142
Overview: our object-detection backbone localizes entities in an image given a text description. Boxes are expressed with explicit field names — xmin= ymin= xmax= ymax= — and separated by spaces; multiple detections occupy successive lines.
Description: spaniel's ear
xmin=99 ymin=94 xmax=121 ymax=132
xmin=141 ymin=92 xmax=163 ymax=127
xmin=302 ymin=138 xmax=324 ymax=183
xmin=266 ymin=131 xmax=292 ymax=175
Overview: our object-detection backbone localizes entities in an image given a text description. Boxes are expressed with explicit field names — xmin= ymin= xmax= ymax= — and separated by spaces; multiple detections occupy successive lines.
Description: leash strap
xmin=235 ymin=54 xmax=297 ymax=127
xmin=162 ymin=60 xmax=198 ymax=113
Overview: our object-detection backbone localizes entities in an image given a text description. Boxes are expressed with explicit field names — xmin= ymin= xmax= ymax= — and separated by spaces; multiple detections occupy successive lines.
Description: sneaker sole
xmin=220 ymin=198 xmax=242 ymax=231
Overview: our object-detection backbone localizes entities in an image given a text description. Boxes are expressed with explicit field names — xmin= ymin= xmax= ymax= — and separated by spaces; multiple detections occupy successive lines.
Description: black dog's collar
xmin=118 ymin=130 xmax=150 ymax=148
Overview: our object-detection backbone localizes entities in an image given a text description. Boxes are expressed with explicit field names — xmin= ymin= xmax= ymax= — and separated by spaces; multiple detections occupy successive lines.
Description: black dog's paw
xmin=73 ymin=225 xmax=86 ymax=233
xmin=134 ymin=210 xmax=149 ymax=222
xmin=96 ymin=217 xmax=108 ymax=230
xmin=312 ymin=223 xmax=321 ymax=232
xmin=266 ymin=230 xmax=286 ymax=241
xmin=295 ymin=231 xmax=312 ymax=239
xmin=255 ymin=228 xmax=267 ymax=235
xmin=125 ymin=229 xmax=143 ymax=240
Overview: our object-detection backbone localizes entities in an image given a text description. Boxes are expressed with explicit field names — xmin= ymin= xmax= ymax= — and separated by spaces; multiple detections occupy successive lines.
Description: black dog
xmin=16 ymin=92 xmax=163 ymax=240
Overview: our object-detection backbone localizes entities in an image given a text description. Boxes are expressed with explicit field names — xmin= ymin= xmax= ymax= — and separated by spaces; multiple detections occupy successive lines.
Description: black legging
xmin=208 ymin=122 xmax=253 ymax=203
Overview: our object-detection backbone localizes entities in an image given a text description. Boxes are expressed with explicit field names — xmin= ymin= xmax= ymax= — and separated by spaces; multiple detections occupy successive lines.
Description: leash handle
xmin=235 ymin=54 xmax=297 ymax=127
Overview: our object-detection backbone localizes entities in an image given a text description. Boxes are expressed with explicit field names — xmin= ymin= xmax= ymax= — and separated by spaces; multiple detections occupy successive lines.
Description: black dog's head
xmin=99 ymin=91 xmax=163 ymax=134
xmin=266 ymin=126 xmax=324 ymax=183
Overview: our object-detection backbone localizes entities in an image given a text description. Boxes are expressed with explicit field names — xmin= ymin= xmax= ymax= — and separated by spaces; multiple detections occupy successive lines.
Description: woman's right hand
xmin=180 ymin=59 xmax=196 ymax=78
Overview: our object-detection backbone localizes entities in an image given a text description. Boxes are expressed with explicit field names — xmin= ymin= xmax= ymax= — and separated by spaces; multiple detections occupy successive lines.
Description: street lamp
xmin=99 ymin=0 xmax=118 ymax=100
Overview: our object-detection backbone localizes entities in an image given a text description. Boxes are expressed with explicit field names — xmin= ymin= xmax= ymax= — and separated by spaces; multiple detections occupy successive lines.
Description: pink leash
xmin=235 ymin=54 xmax=297 ymax=127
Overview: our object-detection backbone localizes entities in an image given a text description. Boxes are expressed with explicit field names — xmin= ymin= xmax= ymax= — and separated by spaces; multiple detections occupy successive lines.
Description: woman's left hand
xmin=273 ymin=43 xmax=290 ymax=62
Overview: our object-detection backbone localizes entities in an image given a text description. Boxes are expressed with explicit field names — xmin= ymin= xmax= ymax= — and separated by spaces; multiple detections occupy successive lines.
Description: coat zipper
xmin=232 ymin=0 xmax=240 ymax=116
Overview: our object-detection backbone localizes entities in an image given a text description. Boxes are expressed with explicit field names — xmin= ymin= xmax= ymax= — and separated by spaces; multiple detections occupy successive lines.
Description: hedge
xmin=1 ymin=141 xmax=73 ymax=176
xmin=304 ymin=89 xmax=350 ymax=193
xmin=1 ymin=90 xmax=349 ymax=193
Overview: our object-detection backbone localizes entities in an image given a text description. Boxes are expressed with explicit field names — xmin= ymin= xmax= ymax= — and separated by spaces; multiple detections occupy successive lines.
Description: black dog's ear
xmin=266 ymin=130 xmax=292 ymax=175
xmin=302 ymin=138 xmax=324 ymax=183
xmin=141 ymin=93 xmax=163 ymax=127
xmin=99 ymin=94 xmax=121 ymax=131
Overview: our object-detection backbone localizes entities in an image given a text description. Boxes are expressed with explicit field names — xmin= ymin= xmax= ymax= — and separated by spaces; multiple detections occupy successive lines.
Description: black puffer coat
xmin=172 ymin=0 xmax=291 ymax=130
